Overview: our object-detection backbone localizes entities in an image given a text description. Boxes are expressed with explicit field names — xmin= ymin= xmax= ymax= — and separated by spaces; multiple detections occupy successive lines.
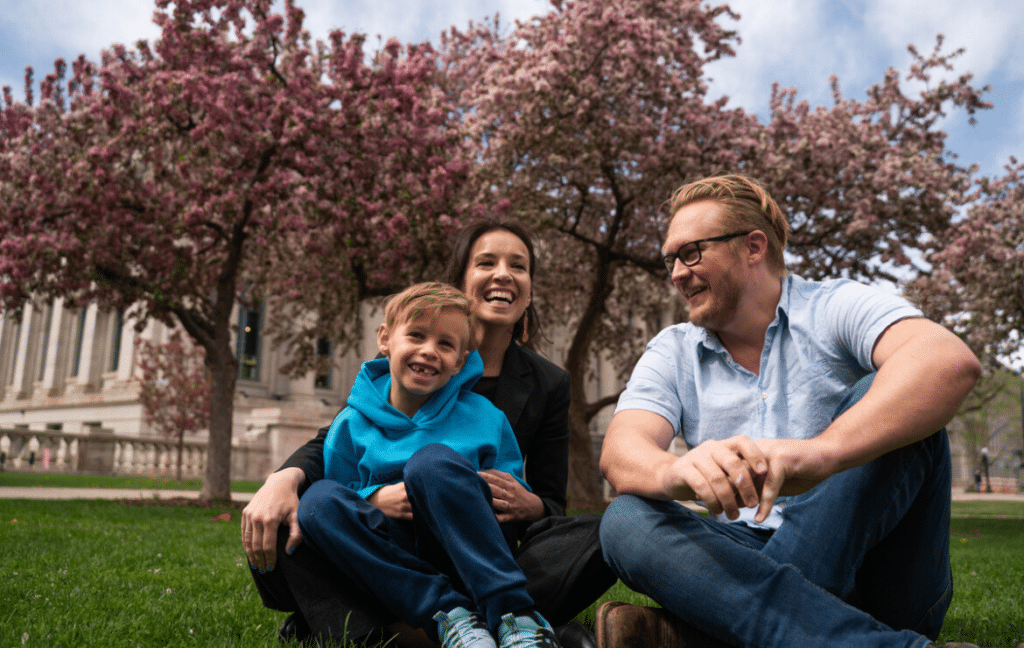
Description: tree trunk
xmin=176 ymin=432 xmax=184 ymax=482
xmin=200 ymin=336 xmax=237 ymax=501
xmin=566 ymin=398 xmax=605 ymax=510
xmin=563 ymin=253 xmax=617 ymax=510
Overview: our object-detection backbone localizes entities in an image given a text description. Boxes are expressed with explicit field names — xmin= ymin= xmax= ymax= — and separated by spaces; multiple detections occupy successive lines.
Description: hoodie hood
xmin=348 ymin=351 xmax=484 ymax=434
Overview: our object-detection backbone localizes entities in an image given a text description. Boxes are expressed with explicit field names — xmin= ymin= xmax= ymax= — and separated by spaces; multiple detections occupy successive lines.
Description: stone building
xmin=0 ymin=298 xmax=369 ymax=479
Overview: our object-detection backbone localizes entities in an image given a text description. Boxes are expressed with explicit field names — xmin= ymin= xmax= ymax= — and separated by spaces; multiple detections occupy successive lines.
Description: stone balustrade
xmin=0 ymin=427 xmax=268 ymax=481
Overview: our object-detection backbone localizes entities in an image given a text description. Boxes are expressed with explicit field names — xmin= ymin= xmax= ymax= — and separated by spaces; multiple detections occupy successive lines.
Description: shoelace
xmin=437 ymin=610 xmax=495 ymax=648
xmin=498 ymin=614 xmax=560 ymax=648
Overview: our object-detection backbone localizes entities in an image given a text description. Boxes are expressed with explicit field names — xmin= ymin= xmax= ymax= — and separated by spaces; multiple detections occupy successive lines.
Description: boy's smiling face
xmin=377 ymin=307 xmax=470 ymax=417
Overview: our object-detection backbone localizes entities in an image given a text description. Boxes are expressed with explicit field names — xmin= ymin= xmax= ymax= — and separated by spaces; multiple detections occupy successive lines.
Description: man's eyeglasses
xmin=662 ymin=231 xmax=752 ymax=273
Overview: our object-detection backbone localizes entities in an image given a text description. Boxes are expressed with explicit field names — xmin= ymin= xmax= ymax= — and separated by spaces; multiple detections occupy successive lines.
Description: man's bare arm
xmin=755 ymin=317 xmax=981 ymax=522
xmin=601 ymin=409 xmax=768 ymax=520
xmin=600 ymin=409 xmax=679 ymax=499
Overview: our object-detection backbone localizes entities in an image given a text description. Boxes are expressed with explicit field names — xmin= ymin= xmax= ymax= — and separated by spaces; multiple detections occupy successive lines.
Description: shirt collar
xmin=692 ymin=275 xmax=796 ymax=354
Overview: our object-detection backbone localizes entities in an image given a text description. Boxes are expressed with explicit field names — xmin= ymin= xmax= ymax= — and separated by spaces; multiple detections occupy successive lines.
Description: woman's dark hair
xmin=441 ymin=218 xmax=540 ymax=344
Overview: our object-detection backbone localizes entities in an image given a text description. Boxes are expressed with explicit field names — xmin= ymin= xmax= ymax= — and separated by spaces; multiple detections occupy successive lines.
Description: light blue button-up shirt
xmin=615 ymin=274 xmax=922 ymax=528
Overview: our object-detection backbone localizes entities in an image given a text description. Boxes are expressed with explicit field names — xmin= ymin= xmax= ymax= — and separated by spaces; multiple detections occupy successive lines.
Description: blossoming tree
xmin=0 ymin=0 xmax=468 ymax=500
xmin=909 ymin=160 xmax=1024 ymax=364
xmin=450 ymin=0 xmax=992 ymax=506
xmin=137 ymin=330 xmax=211 ymax=481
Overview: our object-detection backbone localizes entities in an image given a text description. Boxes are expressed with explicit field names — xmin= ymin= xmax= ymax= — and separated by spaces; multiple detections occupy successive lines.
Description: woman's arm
xmin=521 ymin=366 xmax=570 ymax=518
xmin=278 ymin=424 xmax=329 ymax=489
xmin=482 ymin=346 xmax=571 ymax=524
xmin=241 ymin=466 xmax=305 ymax=571
xmin=240 ymin=424 xmax=329 ymax=571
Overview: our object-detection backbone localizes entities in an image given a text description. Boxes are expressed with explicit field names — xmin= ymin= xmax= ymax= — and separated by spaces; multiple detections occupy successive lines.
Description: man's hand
xmin=661 ymin=435 xmax=768 ymax=520
xmin=753 ymin=438 xmax=835 ymax=523
xmin=241 ymin=467 xmax=305 ymax=572
xmin=367 ymin=483 xmax=413 ymax=520
xmin=480 ymin=469 xmax=545 ymax=523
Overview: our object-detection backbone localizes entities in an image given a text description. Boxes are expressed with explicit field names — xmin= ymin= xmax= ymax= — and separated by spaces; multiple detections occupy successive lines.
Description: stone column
xmin=40 ymin=298 xmax=67 ymax=396
xmin=10 ymin=305 xmax=37 ymax=399
xmin=72 ymin=304 xmax=102 ymax=393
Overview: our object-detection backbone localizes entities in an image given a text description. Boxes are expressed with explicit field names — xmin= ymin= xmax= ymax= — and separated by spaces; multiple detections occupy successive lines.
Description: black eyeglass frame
xmin=662 ymin=231 xmax=753 ymax=273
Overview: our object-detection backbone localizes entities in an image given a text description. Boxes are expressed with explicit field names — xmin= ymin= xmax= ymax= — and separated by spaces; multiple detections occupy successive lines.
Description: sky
xmin=1 ymin=0 xmax=1022 ymax=180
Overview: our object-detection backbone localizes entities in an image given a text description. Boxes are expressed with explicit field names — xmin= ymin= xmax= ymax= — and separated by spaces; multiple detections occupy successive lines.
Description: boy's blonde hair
xmin=382 ymin=282 xmax=478 ymax=352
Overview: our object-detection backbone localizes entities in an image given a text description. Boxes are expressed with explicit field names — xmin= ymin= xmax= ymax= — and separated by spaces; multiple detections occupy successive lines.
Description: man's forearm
xmin=600 ymin=410 xmax=682 ymax=499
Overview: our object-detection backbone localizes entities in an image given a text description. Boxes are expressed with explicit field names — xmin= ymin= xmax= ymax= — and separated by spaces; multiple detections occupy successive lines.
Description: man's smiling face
xmin=663 ymin=200 xmax=746 ymax=332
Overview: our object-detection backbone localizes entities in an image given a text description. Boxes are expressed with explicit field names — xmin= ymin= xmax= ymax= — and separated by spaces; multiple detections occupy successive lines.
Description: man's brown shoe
xmin=594 ymin=601 xmax=728 ymax=648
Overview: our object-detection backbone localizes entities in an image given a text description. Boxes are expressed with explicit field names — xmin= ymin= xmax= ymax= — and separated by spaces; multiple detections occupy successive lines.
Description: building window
xmin=314 ymin=337 xmax=332 ymax=389
xmin=109 ymin=309 xmax=124 ymax=372
xmin=237 ymin=303 xmax=262 ymax=382
xmin=38 ymin=304 xmax=53 ymax=381
xmin=71 ymin=308 xmax=87 ymax=378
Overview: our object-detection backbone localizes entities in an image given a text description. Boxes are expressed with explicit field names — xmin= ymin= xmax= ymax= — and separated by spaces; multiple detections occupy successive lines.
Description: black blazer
xmin=280 ymin=342 xmax=571 ymax=518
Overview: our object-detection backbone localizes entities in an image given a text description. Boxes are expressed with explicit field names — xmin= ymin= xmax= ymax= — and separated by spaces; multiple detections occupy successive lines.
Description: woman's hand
xmin=367 ymin=483 xmax=413 ymax=520
xmin=241 ymin=467 xmax=305 ymax=572
xmin=480 ymin=469 xmax=545 ymax=523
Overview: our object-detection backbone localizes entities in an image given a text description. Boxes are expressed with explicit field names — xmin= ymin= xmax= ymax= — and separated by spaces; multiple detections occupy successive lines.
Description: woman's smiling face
xmin=461 ymin=229 xmax=532 ymax=330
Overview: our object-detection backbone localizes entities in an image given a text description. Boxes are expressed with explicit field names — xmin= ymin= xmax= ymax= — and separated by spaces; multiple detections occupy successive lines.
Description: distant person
xmin=298 ymin=281 xmax=561 ymax=648
xmin=597 ymin=175 xmax=982 ymax=648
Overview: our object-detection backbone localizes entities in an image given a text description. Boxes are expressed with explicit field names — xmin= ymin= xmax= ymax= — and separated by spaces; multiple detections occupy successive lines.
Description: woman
xmin=242 ymin=219 xmax=613 ymax=647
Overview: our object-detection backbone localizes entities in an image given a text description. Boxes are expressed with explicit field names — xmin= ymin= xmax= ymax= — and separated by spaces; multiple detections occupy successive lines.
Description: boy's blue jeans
xmin=298 ymin=443 xmax=534 ymax=637
xmin=599 ymin=375 xmax=953 ymax=648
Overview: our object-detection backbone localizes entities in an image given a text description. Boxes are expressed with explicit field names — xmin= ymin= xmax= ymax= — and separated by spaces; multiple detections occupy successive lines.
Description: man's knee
xmin=600 ymin=495 xmax=660 ymax=568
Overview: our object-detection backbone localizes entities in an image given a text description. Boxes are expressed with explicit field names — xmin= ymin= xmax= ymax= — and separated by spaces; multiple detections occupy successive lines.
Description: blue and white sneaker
xmin=434 ymin=607 xmax=498 ymax=648
xmin=496 ymin=610 xmax=562 ymax=648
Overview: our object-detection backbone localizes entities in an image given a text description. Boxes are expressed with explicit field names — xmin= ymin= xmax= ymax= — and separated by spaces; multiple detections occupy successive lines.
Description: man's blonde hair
xmin=382 ymin=282 xmax=477 ymax=352
xmin=669 ymin=175 xmax=791 ymax=275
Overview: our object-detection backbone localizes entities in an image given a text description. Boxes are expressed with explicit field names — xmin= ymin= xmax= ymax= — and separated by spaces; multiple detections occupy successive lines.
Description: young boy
xmin=297 ymin=282 xmax=561 ymax=648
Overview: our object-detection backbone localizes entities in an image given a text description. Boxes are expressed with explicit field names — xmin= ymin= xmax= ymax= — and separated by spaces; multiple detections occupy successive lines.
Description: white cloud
xmin=2 ymin=0 xmax=160 ymax=55
xmin=703 ymin=0 xmax=832 ymax=109
xmin=863 ymin=0 xmax=1021 ymax=80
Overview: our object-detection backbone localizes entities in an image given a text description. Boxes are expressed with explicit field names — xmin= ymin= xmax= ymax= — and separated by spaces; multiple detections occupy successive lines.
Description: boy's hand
xmin=480 ymin=469 xmax=544 ymax=523
xmin=368 ymin=483 xmax=413 ymax=520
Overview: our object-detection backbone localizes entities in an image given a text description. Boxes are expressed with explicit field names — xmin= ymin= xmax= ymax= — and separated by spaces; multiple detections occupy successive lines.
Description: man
xmin=597 ymin=175 xmax=983 ymax=648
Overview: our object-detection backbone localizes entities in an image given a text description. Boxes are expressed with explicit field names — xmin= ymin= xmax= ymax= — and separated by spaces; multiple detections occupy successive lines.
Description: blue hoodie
xmin=323 ymin=351 xmax=529 ymax=500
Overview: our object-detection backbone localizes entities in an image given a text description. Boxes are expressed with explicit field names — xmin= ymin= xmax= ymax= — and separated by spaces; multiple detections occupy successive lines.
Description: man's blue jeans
xmin=599 ymin=375 xmax=953 ymax=648
xmin=298 ymin=443 xmax=534 ymax=638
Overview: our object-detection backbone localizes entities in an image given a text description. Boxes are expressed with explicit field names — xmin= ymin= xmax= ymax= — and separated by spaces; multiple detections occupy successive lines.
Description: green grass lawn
xmin=0 ymin=471 xmax=263 ymax=493
xmin=0 ymin=497 xmax=1021 ymax=647
xmin=942 ymin=510 xmax=1024 ymax=647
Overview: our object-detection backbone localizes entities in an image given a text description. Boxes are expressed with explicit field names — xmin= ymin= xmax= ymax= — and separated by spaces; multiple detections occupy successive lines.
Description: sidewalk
xmin=0 ymin=486 xmax=255 ymax=502
xmin=950 ymin=490 xmax=1024 ymax=502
